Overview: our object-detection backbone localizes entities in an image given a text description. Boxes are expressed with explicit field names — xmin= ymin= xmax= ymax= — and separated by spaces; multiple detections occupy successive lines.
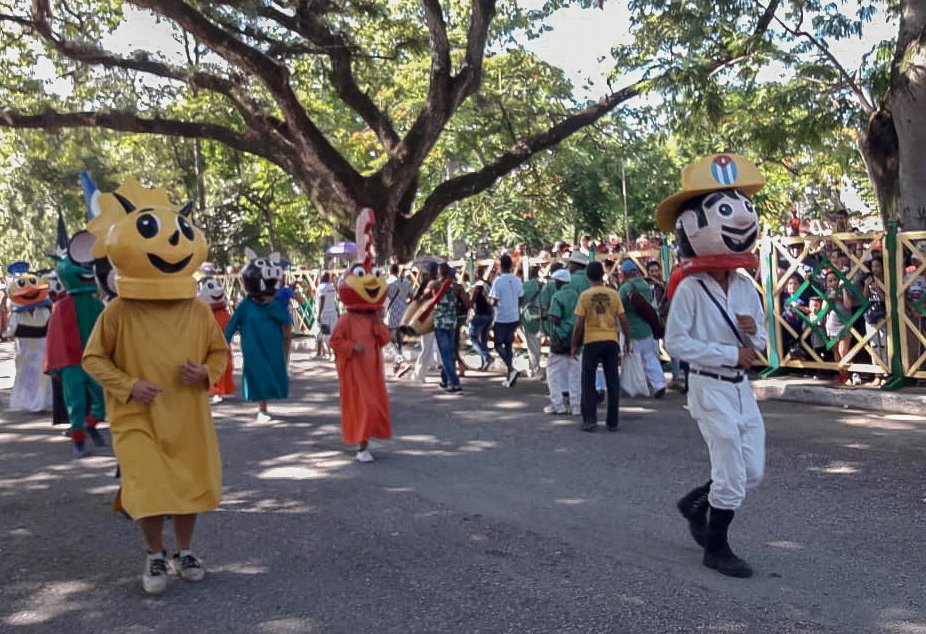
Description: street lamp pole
xmin=621 ymin=161 xmax=630 ymax=245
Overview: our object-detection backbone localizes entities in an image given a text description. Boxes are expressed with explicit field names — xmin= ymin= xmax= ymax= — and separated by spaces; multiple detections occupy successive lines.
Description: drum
xmin=399 ymin=299 xmax=434 ymax=336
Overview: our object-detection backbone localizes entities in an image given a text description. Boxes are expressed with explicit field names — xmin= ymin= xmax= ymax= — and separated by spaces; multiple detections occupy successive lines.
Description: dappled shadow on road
xmin=2 ymin=352 xmax=926 ymax=631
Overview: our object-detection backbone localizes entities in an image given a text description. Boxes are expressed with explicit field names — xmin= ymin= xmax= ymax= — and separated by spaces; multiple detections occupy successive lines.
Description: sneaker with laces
xmin=256 ymin=410 xmax=272 ymax=424
xmin=171 ymin=551 xmax=206 ymax=583
xmin=506 ymin=369 xmax=521 ymax=387
xmin=142 ymin=551 xmax=169 ymax=595
xmin=356 ymin=449 xmax=375 ymax=463
xmin=543 ymin=404 xmax=567 ymax=414
xmin=210 ymin=394 xmax=224 ymax=404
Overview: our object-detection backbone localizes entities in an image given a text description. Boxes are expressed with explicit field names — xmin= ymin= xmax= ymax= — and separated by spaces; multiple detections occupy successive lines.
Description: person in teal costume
xmin=224 ymin=249 xmax=292 ymax=422
xmin=44 ymin=213 xmax=106 ymax=457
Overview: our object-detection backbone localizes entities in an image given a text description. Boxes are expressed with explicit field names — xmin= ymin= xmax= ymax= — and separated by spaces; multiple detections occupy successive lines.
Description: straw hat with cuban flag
xmin=656 ymin=153 xmax=765 ymax=232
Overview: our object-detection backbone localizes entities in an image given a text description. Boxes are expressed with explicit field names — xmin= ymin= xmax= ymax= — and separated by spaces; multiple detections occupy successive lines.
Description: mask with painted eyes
xmin=337 ymin=208 xmax=387 ymax=312
xmin=85 ymin=176 xmax=208 ymax=300
xmin=197 ymin=276 xmax=228 ymax=305
xmin=6 ymin=261 xmax=49 ymax=307
xmin=674 ymin=190 xmax=759 ymax=258
xmin=240 ymin=248 xmax=283 ymax=298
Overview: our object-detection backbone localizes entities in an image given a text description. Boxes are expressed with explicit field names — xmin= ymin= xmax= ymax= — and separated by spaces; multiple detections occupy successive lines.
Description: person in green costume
xmin=44 ymin=213 xmax=106 ymax=457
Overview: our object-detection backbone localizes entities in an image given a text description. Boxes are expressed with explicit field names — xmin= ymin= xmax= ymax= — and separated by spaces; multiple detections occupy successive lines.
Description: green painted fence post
xmin=759 ymin=236 xmax=783 ymax=377
xmin=883 ymin=219 xmax=911 ymax=390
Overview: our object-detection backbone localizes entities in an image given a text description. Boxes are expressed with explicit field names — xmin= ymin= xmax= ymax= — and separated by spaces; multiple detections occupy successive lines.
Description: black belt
xmin=691 ymin=369 xmax=744 ymax=383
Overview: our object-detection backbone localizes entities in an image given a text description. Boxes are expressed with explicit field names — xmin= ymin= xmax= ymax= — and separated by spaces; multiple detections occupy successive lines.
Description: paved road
xmin=1 ymin=347 xmax=925 ymax=633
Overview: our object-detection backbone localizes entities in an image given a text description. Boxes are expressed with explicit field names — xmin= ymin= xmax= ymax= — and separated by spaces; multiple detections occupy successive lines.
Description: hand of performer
xmin=353 ymin=342 xmax=365 ymax=353
xmin=737 ymin=347 xmax=758 ymax=368
xmin=623 ymin=340 xmax=633 ymax=355
xmin=131 ymin=380 xmax=163 ymax=403
xmin=735 ymin=314 xmax=757 ymax=335
xmin=179 ymin=358 xmax=209 ymax=386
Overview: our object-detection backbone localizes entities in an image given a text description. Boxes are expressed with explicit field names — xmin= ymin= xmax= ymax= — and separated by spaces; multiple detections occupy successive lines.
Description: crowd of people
xmin=0 ymin=154 xmax=792 ymax=594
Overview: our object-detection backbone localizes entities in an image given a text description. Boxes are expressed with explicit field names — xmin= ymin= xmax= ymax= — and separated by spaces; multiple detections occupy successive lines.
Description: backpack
xmin=629 ymin=286 xmax=665 ymax=339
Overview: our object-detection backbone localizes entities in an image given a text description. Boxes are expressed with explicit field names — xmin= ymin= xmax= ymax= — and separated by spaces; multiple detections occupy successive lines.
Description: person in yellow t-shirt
xmin=571 ymin=261 xmax=631 ymax=432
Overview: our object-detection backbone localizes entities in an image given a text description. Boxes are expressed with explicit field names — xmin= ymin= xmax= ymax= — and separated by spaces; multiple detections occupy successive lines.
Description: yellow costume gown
xmin=83 ymin=298 xmax=228 ymax=519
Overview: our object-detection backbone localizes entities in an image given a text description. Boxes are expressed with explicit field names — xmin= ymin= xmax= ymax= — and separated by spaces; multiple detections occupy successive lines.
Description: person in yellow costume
xmin=82 ymin=176 xmax=228 ymax=595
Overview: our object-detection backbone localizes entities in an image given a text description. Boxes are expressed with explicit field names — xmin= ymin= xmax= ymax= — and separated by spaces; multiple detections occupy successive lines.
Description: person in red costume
xmin=330 ymin=208 xmax=391 ymax=463
xmin=197 ymin=277 xmax=235 ymax=403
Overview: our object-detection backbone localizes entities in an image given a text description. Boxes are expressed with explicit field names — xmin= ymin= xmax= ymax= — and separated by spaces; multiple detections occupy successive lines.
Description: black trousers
xmin=581 ymin=340 xmax=621 ymax=426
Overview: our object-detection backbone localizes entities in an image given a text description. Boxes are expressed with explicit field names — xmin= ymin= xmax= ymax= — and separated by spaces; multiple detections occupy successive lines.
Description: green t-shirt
xmin=618 ymin=277 xmax=654 ymax=340
xmin=566 ymin=269 xmax=590 ymax=296
xmin=548 ymin=287 xmax=579 ymax=341
xmin=520 ymin=278 xmax=543 ymax=334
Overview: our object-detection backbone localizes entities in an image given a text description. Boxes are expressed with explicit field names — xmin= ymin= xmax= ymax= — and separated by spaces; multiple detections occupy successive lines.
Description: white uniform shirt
xmin=489 ymin=273 xmax=523 ymax=323
xmin=665 ymin=271 xmax=766 ymax=374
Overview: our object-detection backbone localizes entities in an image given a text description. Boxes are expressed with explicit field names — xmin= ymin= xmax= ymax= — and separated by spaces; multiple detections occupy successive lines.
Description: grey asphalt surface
xmin=1 ymin=343 xmax=925 ymax=633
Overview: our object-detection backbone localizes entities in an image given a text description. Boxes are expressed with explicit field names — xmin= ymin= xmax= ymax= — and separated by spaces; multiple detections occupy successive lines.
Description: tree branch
xmin=264 ymin=2 xmax=401 ymax=151
xmin=384 ymin=0 xmax=497 ymax=192
xmin=130 ymin=0 xmax=364 ymax=195
xmin=769 ymin=7 xmax=875 ymax=115
xmin=0 ymin=108 xmax=288 ymax=168
xmin=27 ymin=0 xmax=287 ymax=143
xmin=405 ymin=0 xmax=783 ymax=239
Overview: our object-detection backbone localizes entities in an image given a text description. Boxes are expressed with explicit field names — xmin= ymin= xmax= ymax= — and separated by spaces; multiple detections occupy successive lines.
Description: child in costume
xmin=82 ymin=176 xmax=228 ymax=595
xmin=198 ymin=276 xmax=235 ymax=403
xmin=330 ymin=209 xmax=392 ymax=463
xmin=4 ymin=262 xmax=53 ymax=412
xmin=44 ymin=214 xmax=108 ymax=457
xmin=225 ymin=248 xmax=291 ymax=423
xmin=661 ymin=154 xmax=767 ymax=579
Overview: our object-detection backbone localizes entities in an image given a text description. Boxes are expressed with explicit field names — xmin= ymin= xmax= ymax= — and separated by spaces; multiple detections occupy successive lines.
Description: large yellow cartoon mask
xmin=86 ymin=177 xmax=208 ymax=300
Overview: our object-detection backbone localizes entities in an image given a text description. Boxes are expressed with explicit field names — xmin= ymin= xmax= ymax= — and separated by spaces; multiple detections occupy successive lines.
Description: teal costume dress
xmin=225 ymin=297 xmax=290 ymax=401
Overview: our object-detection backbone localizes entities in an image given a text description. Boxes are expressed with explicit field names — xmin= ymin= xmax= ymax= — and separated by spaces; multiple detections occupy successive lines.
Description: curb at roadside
xmin=752 ymin=378 xmax=926 ymax=415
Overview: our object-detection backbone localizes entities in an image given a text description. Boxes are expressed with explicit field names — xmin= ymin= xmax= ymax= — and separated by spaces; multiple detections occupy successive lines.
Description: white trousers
xmin=687 ymin=374 xmax=765 ymax=510
xmin=524 ymin=328 xmax=541 ymax=374
xmin=414 ymin=332 xmax=436 ymax=382
xmin=546 ymin=352 xmax=581 ymax=406
xmin=633 ymin=335 xmax=666 ymax=391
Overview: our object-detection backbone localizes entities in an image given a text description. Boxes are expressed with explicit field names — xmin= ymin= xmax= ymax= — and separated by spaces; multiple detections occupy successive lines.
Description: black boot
xmin=676 ymin=480 xmax=711 ymax=547
xmin=703 ymin=506 xmax=753 ymax=578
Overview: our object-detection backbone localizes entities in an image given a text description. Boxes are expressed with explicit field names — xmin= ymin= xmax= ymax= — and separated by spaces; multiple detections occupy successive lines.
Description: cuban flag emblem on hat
xmin=710 ymin=155 xmax=738 ymax=186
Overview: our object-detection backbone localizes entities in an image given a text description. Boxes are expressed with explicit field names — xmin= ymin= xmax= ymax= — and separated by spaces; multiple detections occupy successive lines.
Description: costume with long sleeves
xmin=333 ymin=209 xmax=391 ymax=452
xmin=44 ymin=214 xmax=107 ymax=456
xmin=5 ymin=263 xmax=52 ymax=412
xmin=659 ymin=153 xmax=768 ymax=579
xmin=81 ymin=176 xmax=227 ymax=519
xmin=225 ymin=297 xmax=289 ymax=401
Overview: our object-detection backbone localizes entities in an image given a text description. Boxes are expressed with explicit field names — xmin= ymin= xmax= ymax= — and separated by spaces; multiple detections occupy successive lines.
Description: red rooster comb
xmin=356 ymin=207 xmax=375 ymax=271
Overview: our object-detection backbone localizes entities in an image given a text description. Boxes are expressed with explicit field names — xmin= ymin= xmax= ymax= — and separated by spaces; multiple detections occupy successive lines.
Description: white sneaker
xmin=355 ymin=449 xmax=375 ymax=463
xmin=142 ymin=552 xmax=169 ymax=595
xmin=570 ymin=406 xmax=581 ymax=416
xmin=256 ymin=411 xmax=272 ymax=424
xmin=209 ymin=394 xmax=223 ymax=405
xmin=170 ymin=551 xmax=206 ymax=583
xmin=544 ymin=404 xmax=567 ymax=414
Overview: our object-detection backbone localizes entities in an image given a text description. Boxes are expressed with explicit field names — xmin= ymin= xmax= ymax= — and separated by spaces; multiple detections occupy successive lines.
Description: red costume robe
xmin=209 ymin=302 xmax=235 ymax=396
xmin=330 ymin=312 xmax=391 ymax=444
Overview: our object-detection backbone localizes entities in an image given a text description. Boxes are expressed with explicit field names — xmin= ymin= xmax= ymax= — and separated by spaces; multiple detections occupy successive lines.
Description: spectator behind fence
xmin=824 ymin=270 xmax=852 ymax=383
xmin=863 ymin=255 xmax=889 ymax=386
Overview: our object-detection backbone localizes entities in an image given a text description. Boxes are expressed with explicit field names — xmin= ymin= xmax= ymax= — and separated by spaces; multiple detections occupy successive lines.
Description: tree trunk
xmin=858 ymin=109 xmax=899 ymax=219
xmin=891 ymin=0 xmax=926 ymax=230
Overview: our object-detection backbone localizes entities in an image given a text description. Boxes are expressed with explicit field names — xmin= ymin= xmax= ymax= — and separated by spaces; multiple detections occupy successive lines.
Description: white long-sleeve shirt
xmin=665 ymin=271 xmax=766 ymax=373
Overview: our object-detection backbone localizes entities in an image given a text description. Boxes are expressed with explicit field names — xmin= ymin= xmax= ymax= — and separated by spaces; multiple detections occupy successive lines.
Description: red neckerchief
xmin=666 ymin=253 xmax=759 ymax=299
